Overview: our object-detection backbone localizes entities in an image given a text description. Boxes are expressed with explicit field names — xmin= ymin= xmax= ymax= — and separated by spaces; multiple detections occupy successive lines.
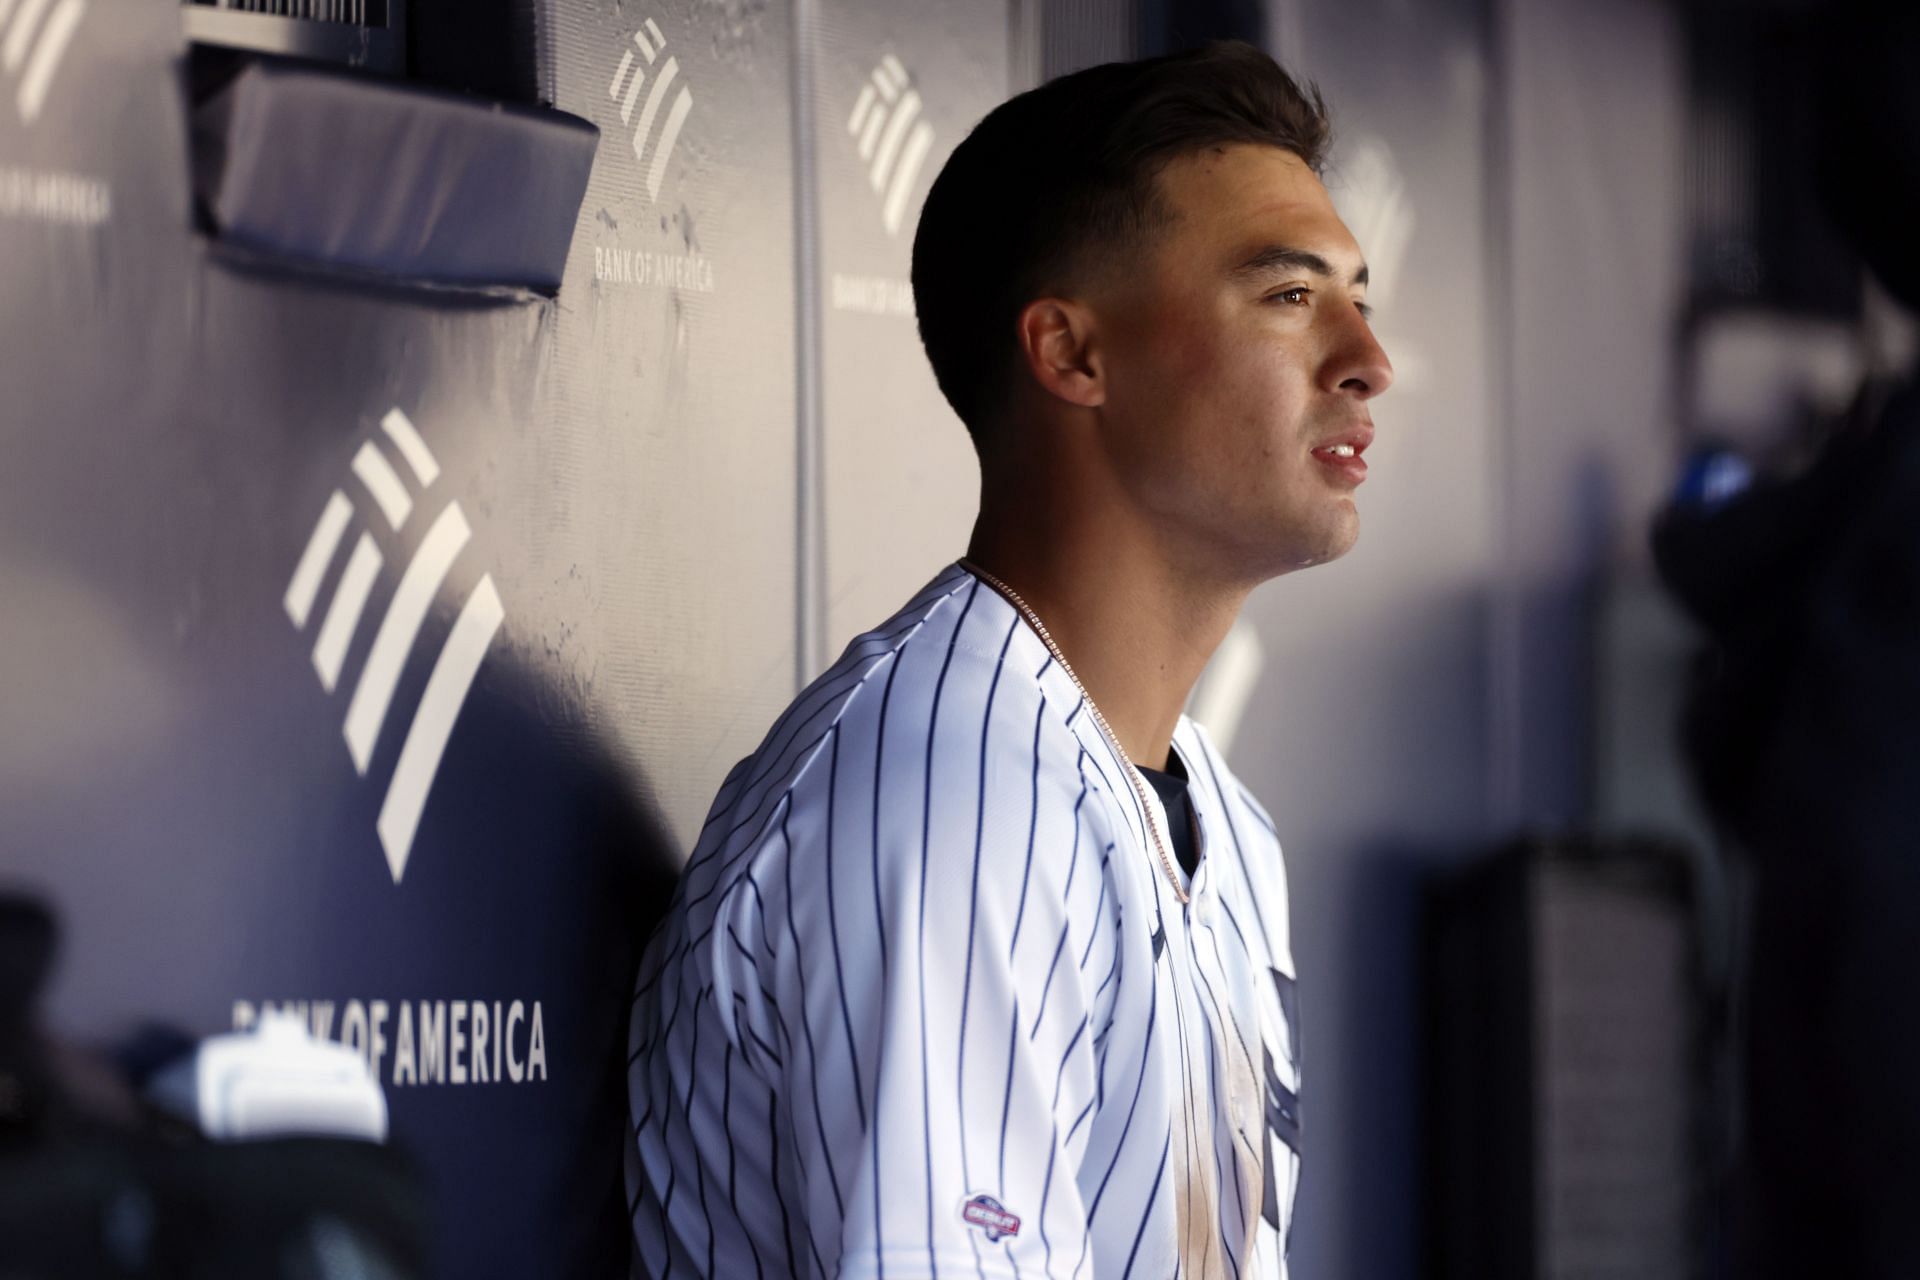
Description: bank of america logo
xmin=282 ymin=409 xmax=504 ymax=885
xmin=1 ymin=0 xmax=86 ymax=123
xmin=606 ymin=16 xmax=693 ymax=203
xmin=847 ymin=53 xmax=935 ymax=236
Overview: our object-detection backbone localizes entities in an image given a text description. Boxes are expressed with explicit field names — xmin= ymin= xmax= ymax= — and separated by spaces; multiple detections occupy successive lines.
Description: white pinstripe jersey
xmin=627 ymin=563 xmax=1302 ymax=1279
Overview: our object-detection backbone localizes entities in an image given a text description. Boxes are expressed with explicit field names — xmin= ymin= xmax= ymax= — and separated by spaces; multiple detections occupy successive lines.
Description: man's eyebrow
xmin=1230 ymin=245 xmax=1370 ymax=287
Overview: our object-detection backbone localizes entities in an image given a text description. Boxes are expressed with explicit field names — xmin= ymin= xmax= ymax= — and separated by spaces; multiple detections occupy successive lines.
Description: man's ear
xmin=1015 ymin=297 xmax=1105 ymax=410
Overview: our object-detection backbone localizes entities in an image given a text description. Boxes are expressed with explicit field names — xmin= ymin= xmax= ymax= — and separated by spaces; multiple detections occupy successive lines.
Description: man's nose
xmin=1327 ymin=308 xmax=1394 ymax=400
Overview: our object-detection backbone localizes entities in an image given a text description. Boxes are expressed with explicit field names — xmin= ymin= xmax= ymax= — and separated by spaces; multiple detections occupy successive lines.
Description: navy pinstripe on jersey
xmin=627 ymin=563 xmax=1301 ymax=1278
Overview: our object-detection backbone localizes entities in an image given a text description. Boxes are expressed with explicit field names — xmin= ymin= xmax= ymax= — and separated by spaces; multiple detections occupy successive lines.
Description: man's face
xmin=1090 ymin=142 xmax=1393 ymax=579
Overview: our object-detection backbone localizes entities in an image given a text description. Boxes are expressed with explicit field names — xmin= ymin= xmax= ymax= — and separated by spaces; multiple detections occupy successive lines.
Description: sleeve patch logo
xmin=960 ymin=1193 xmax=1022 ymax=1242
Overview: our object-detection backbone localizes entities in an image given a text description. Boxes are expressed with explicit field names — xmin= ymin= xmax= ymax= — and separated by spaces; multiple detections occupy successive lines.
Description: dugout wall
xmin=0 ymin=0 xmax=1017 ymax=1271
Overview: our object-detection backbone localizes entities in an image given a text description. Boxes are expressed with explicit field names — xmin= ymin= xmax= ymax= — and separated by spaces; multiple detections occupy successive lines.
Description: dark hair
xmin=911 ymin=40 xmax=1331 ymax=441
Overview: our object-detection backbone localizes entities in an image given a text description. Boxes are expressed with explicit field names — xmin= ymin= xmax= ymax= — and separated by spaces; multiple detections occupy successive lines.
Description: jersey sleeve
xmin=716 ymin=642 xmax=1122 ymax=1280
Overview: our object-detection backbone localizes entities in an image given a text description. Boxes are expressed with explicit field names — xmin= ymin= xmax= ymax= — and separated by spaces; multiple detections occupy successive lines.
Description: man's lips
xmin=1309 ymin=423 xmax=1375 ymax=458
xmin=1310 ymin=423 xmax=1374 ymax=484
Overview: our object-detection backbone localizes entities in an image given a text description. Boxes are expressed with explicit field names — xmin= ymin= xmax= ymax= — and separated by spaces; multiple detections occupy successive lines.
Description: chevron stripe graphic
xmin=0 ymin=0 xmax=84 ymax=123
xmin=284 ymin=407 xmax=504 ymax=884
xmin=607 ymin=15 xmax=694 ymax=203
xmin=848 ymin=52 xmax=935 ymax=236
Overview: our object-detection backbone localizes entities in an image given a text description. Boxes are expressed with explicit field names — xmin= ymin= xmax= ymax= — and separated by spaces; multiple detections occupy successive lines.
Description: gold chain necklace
xmin=958 ymin=559 xmax=1191 ymax=906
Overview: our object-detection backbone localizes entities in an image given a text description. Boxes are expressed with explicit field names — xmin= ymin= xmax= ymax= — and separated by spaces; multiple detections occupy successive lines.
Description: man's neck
xmin=965 ymin=490 xmax=1249 ymax=771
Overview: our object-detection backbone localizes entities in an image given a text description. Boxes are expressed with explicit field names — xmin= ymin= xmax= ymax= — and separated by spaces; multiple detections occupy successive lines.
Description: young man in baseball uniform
xmin=628 ymin=39 xmax=1392 ymax=1279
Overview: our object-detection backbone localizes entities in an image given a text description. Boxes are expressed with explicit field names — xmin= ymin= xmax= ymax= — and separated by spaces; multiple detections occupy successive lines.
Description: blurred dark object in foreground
xmin=0 ymin=1137 xmax=428 ymax=1280
xmin=1656 ymin=3 xmax=1920 ymax=1276
xmin=0 ymin=891 xmax=430 ymax=1278
xmin=1685 ymin=0 xmax=1860 ymax=322
xmin=1683 ymin=0 xmax=1920 ymax=323
xmin=1425 ymin=837 xmax=1706 ymax=1280
xmin=1815 ymin=1 xmax=1920 ymax=318
xmin=1657 ymin=375 xmax=1920 ymax=1280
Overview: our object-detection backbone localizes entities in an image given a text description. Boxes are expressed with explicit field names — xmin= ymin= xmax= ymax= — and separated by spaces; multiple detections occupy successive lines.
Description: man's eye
xmin=1268 ymin=287 xmax=1311 ymax=306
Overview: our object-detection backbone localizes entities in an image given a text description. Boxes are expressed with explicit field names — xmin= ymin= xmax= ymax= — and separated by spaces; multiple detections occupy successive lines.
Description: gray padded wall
xmin=541 ymin=0 xmax=802 ymax=851
xmin=806 ymin=0 xmax=1006 ymax=654
xmin=1 ymin=0 xmax=801 ymax=1273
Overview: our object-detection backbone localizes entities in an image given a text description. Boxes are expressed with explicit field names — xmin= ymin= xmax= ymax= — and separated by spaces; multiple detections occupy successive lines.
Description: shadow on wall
xmin=398 ymin=651 xmax=683 ymax=1276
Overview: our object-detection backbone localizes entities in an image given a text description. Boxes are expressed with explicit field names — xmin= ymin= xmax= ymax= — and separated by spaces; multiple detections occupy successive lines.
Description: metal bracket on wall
xmin=182 ymin=0 xmax=406 ymax=75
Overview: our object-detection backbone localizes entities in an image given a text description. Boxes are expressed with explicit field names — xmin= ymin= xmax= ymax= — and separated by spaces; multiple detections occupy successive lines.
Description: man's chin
xmin=1267 ymin=516 xmax=1359 ymax=575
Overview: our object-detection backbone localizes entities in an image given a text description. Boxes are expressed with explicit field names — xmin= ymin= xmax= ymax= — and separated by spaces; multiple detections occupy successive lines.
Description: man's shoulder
xmin=695 ymin=565 xmax=1090 ymax=846
xmin=787 ymin=568 xmax=1094 ymax=806
xmin=699 ymin=566 xmax=980 ymax=830
xmin=801 ymin=566 xmax=1092 ymax=744
xmin=708 ymin=566 xmax=1115 ymax=883
xmin=673 ymin=566 xmax=1116 ymax=953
